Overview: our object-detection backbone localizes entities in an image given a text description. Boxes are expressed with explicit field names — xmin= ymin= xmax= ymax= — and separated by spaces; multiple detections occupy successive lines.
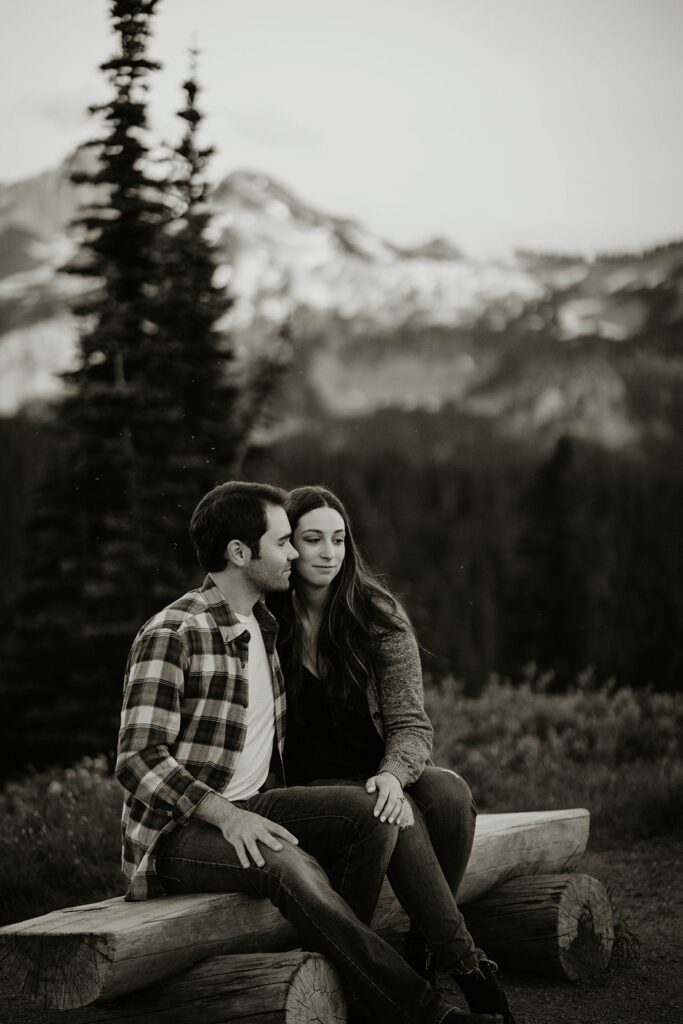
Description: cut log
xmin=0 ymin=808 xmax=589 ymax=1010
xmin=372 ymin=807 xmax=590 ymax=933
xmin=464 ymin=873 xmax=614 ymax=980
xmin=54 ymin=952 xmax=346 ymax=1024
xmin=453 ymin=808 xmax=589 ymax=904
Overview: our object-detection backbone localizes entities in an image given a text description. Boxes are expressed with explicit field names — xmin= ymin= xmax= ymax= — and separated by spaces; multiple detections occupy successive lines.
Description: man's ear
xmin=225 ymin=539 xmax=249 ymax=567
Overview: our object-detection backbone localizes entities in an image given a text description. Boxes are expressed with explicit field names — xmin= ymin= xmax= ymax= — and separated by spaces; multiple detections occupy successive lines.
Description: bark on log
xmin=53 ymin=952 xmax=346 ymax=1024
xmin=0 ymin=808 xmax=589 ymax=1010
xmin=464 ymin=873 xmax=614 ymax=980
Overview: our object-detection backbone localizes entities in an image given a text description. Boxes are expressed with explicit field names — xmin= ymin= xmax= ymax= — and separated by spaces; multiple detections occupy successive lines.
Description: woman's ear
xmin=225 ymin=539 xmax=249 ymax=567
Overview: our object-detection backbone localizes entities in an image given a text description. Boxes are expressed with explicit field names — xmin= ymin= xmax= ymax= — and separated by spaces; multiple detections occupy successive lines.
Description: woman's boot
xmin=452 ymin=958 xmax=517 ymax=1024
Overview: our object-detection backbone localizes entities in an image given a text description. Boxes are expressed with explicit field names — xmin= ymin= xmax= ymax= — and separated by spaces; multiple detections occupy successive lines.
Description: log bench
xmin=0 ymin=809 xmax=614 ymax=1022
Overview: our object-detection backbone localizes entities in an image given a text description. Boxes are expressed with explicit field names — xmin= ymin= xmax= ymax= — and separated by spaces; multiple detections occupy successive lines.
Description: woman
xmin=276 ymin=485 xmax=516 ymax=1024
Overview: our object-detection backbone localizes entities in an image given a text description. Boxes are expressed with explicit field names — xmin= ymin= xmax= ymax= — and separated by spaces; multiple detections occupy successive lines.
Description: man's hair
xmin=190 ymin=481 xmax=287 ymax=572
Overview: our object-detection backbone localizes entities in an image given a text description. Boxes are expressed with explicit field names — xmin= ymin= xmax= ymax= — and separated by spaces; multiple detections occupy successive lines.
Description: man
xmin=117 ymin=481 xmax=500 ymax=1024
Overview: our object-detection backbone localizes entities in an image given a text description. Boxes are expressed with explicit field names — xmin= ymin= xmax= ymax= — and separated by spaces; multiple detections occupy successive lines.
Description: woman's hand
xmin=365 ymin=771 xmax=409 ymax=825
xmin=397 ymin=797 xmax=415 ymax=830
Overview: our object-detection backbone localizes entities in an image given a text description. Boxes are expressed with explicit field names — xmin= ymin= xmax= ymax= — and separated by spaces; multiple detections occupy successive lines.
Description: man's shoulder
xmin=138 ymin=586 xmax=216 ymax=639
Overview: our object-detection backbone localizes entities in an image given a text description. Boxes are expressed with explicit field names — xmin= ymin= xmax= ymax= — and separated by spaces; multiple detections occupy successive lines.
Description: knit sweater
xmin=366 ymin=617 xmax=434 ymax=787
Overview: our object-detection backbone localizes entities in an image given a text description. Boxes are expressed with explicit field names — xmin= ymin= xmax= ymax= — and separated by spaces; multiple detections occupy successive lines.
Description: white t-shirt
xmin=222 ymin=611 xmax=276 ymax=802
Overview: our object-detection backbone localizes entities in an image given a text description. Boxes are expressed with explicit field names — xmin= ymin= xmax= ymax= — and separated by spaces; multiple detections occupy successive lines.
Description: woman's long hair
xmin=276 ymin=485 xmax=408 ymax=709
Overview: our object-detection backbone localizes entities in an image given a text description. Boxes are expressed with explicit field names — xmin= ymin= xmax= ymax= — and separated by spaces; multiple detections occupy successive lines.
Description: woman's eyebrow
xmin=301 ymin=529 xmax=346 ymax=536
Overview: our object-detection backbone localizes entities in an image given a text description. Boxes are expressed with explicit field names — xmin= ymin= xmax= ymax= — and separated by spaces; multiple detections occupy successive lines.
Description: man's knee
xmin=260 ymin=841 xmax=338 ymax=907
xmin=264 ymin=840 xmax=326 ymax=882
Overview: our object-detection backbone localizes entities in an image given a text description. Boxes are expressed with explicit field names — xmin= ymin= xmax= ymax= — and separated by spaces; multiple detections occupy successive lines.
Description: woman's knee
xmin=324 ymin=784 xmax=385 ymax=837
xmin=439 ymin=767 xmax=476 ymax=813
xmin=411 ymin=766 xmax=476 ymax=818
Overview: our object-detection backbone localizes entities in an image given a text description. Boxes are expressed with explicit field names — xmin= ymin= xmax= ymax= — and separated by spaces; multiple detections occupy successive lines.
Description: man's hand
xmin=365 ymin=771 xmax=407 ymax=824
xmin=197 ymin=793 xmax=299 ymax=868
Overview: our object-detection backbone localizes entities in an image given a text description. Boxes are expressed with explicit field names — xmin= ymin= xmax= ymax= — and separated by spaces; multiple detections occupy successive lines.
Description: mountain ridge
xmin=0 ymin=153 xmax=682 ymax=453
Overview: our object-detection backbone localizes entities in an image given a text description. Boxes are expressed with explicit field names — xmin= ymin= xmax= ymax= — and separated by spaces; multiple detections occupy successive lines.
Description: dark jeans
xmin=315 ymin=768 xmax=480 ymax=973
xmin=156 ymin=783 xmax=450 ymax=1024
xmin=397 ymin=767 xmax=479 ymax=972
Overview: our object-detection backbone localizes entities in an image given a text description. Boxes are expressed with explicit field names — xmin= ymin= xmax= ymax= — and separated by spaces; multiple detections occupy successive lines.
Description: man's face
xmin=244 ymin=503 xmax=299 ymax=594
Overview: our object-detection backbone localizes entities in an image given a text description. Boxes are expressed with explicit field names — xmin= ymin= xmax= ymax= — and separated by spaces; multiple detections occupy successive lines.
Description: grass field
xmin=426 ymin=678 xmax=683 ymax=847
xmin=2 ymin=680 xmax=682 ymax=927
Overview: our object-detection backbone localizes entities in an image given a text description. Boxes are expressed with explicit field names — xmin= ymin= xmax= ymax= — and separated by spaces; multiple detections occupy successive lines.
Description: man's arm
xmin=116 ymin=627 xmax=213 ymax=823
xmin=117 ymin=626 xmax=299 ymax=864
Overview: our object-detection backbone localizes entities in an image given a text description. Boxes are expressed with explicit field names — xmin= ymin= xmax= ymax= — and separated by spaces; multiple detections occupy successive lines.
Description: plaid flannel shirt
xmin=116 ymin=575 xmax=286 ymax=900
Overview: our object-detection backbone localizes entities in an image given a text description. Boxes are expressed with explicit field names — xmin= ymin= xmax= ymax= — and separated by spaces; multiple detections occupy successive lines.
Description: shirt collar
xmin=200 ymin=574 xmax=278 ymax=644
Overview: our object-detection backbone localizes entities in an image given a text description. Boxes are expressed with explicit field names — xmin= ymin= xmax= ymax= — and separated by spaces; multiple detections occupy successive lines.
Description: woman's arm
xmin=372 ymin=619 xmax=434 ymax=787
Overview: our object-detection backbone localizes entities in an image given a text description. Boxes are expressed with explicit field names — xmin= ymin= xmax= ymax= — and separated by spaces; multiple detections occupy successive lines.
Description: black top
xmin=283 ymin=666 xmax=385 ymax=784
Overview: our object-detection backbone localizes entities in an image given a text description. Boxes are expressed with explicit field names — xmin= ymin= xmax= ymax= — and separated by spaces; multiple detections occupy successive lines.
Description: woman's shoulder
xmin=371 ymin=599 xmax=423 ymax=691
xmin=368 ymin=595 xmax=418 ymax=663
xmin=369 ymin=590 xmax=412 ymax=632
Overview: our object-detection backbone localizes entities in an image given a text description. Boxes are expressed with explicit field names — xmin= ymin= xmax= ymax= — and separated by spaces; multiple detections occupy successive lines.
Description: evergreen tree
xmin=2 ymin=0 xmax=169 ymax=772
xmin=60 ymin=0 xmax=168 ymax=620
xmin=2 ymin=9 xmax=270 ymax=773
xmin=142 ymin=53 xmax=240 ymax=574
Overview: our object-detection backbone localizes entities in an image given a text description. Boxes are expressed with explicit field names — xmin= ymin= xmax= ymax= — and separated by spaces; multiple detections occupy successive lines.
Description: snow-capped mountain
xmin=1 ymin=153 xmax=682 ymax=451
xmin=210 ymin=169 xmax=545 ymax=332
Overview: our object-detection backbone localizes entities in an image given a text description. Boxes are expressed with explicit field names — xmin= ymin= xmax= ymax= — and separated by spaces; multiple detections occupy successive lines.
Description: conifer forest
xmin=0 ymin=0 xmax=681 ymax=777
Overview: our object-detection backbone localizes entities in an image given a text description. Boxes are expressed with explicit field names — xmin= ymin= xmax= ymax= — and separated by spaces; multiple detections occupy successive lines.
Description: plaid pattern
xmin=116 ymin=575 xmax=286 ymax=900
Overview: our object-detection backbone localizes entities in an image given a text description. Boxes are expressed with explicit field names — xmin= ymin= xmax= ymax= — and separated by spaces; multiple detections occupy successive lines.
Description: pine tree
xmin=140 ymin=53 xmax=241 ymax=574
xmin=63 ymin=0 xmax=170 ymax=615
xmin=155 ymin=53 xmax=292 ymax=497
xmin=2 ymin=0 xmax=170 ymax=770
xmin=1 ymin=12 xmax=285 ymax=773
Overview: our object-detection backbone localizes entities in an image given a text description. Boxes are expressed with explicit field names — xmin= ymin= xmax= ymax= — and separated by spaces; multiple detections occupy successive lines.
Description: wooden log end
xmin=465 ymin=873 xmax=614 ymax=981
xmin=54 ymin=952 xmax=346 ymax=1024
xmin=558 ymin=874 xmax=614 ymax=980
xmin=287 ymin=953 xmax=347 ymax=1024
xmin=0 ymin=933 xmax=106 ymax=1010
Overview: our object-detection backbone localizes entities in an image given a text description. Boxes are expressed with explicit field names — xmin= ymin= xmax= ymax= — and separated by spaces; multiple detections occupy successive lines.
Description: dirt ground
xmin=1 ymin=837 xmax=681 ymax=1024
xmin=501 ymin=837 xmax=683 ymax=1024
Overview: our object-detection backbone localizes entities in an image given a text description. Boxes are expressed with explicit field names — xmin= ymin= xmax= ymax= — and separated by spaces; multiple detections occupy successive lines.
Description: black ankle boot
xmin=453 ymin=959 xmax=517 ymax=1024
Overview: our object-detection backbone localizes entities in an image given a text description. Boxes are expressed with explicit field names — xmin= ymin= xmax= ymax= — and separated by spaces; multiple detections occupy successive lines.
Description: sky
xmin=2 ymin=0 xmax=683 ymax=256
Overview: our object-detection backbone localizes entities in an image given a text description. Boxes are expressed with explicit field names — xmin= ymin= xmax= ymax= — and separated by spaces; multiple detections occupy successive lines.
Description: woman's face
xmin=291 ymin=506 xmax=346 ymax=589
